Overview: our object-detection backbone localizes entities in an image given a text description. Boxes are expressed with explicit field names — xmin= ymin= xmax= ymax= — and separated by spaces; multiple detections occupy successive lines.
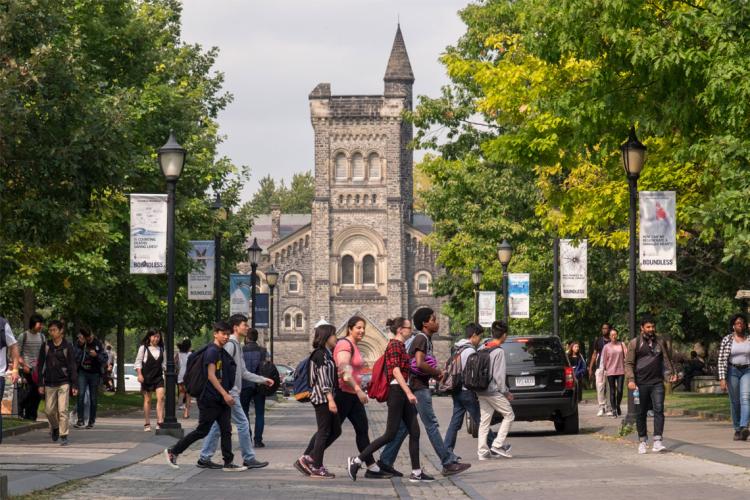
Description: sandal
xmin=144 ymin=424 xmax=151 ymax=432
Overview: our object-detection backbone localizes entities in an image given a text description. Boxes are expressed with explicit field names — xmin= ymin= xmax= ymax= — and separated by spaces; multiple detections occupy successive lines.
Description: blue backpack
xmin=292 ymin=354 xmax=313 ymax=402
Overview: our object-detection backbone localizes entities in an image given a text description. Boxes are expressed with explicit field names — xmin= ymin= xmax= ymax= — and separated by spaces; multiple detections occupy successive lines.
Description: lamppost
xmin=621 ymin=125 xmax=646 ymax=425
xmin=211 ymin=193 xmax=226 ymax=322
xmin=157 ymin=131 xmax=185 ymax=438
xmin=497 ymin=240 xmax=513 ymax=328
xmin=553 ymin=236 xmax=560 ymax=338
xmin=471 ymin=265 xmax=483 ymax=325
xmin=266 ymin=266 xmax=279 ymax=362
xmin=248 ymin=237 xmax=262 ymax=328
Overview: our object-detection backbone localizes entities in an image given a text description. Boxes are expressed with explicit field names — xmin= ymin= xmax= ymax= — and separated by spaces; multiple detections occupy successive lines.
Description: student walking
xmin=17 ymin=314 xmax=45 ymax=421
xmin=625 ymin=315 xmax=677 ymax=454
xmin=347 ymin=317 xmax=433 ymax=483
xmin=475 ymin=321 xmax=515 ymax=460
xmin=718 ymin=313 xmax=750 ymax=440
xmin=295 ymin=323 xmax=341 ymax=479
xmin=588 ymin=323 xmax=612 ymax=416
xmin=36 ymin=320 xmax=78 ymax=446
xmin=75 ymin=328 xmax=107 ymax=429
xmin=241 ymin=328 xmax=268 ymax=447
xmin=164 ymin=322 xmax=247 ymax=471
xmin=176 ymin=338 xmax=191 ymax=419
xmin=567 ymin=341 xmax=587 ymax=402
xmin=135 ymin=329 xmax=166 ymax=431
xmin=601 ymin=328 xmax=627 ymax=417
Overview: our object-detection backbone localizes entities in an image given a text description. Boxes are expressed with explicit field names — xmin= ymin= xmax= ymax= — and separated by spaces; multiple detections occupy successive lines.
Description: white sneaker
xmin=605 ymin=411 xmax=613 ymax=416
xmin=638 ymin=442 xmax=648 ymax=455
xmin=478 ymin=452 xmax=492 ymax=461
xmin=652 ymin=440 xmax=666 ymax=453
xmin=597 ymin=407 xmax=605 ymax=417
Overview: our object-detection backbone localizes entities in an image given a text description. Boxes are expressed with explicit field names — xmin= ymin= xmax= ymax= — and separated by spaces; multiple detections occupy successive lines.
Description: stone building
xmin=248 ymin=26 xmax=450 ymax=366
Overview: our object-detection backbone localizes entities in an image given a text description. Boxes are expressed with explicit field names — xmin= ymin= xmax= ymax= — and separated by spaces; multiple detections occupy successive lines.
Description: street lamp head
xmin=621 ymin=125 xmax=646 ymax=179
xmin=266 ymin=265 xmax=279 ymax=288
xmin=247 ymin=237 xmax=263 ymax=266
xmin=471 ymin=265 xmax=483 ymax=286
xmin=158 ymin=130 xmax=186 ymax=182
xmin=210 ymin=193 xmax=227 ymax=220
xmin=497 ymin=239 xmax=513 ymax=267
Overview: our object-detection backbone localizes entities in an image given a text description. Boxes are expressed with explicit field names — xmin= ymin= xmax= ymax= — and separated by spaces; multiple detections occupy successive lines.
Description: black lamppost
xmin=211 ymin=194 xmax=226 ymax=322
xmin=553 ymin=236 xmax=560 ymax=338
xmin=157 ymin=131 xmax=185 ymax=438
xmin=471 ymin=265 xmax=483 ymax=325
xmin=497 ymin=240 xmax=513 ymax=328
xmin=266 ymin=266 xmax=279 ymax=362
xmin=248 ymin=238 xmax=262 ymax=328
xmin=621 ymin=125 xmax=646 ymax=425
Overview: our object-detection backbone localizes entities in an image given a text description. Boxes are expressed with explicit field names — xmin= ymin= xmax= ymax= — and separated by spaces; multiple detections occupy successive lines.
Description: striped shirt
xmin=19 ymin=331 xmax=44 ymax=369
xmin=310 ymin=347 xmax=336 ymax=405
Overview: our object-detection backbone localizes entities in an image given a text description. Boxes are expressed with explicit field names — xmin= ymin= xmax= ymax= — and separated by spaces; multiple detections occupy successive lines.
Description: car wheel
xmin=556 ymin=409 xmax=579 ymax=435
xmin=465 ymin=413 xmax=479 ymax=438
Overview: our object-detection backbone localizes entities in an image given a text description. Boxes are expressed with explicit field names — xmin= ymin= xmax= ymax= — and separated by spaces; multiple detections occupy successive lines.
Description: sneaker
xmin=144 ymin=424 xmax=151 ymax=432
xmin=164 ymin=448 xmax=179 ymax=469
xmin=51 ymin=428 xmax=59 ymax=442
xmin=597 ymin=407 xmax=605 ymax=417
xmin=441 ymin=462 xmax=471 ymax=476
xmin=243 ymin=459 xmax=269 ymax=469
xmin=85 ymin=422 xmax=94 ymax=429
xmin=734 ymin=430 xmax=743 ymax=441
xmin=364 ymin=469 xmax=392 ymax=479
xmin=741 ymin=428 xmax=750 ymax=441
xmin=652 ymin=440 xmax=666 ymax=453
xmin=347 ymin=457 xmax=361 ymax=481
xmin=254 ymin=441 xmax=266 ymax=448
xmin=409 ymin=471 xmax=435 ymax=483
xmin=196 ymin=458 xmax=223 ymax=469
xmin=490 ymin=444 xmax=512 ymax=458
xmin=376 ymin=460 xmax=403 ymax=477
xmin=60 ymin=436 xmax=69 ymax=446
xmin=74 ymin=421 xmax=85 ymax=429
xmin=605 ymin=411 xmax=613 ymax=416
xmin=478 ymin=452 xmax=492 ymax=461
xmin=638 ymin=442 xmax=648 ymax=455
xmin=222 ymin=463 xmax=248 ymax=472
xmin=294 ymin=459 xmax=311 ymax=476
xmin=309 ymin=466 xmax=335 ymax=479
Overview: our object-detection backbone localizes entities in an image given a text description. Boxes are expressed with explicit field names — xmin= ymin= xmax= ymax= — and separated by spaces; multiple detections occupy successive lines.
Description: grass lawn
xmin=2 ymin=416 xmax=32 ymax=429
xmin=35 ymin=391 xmax=147 ymax=415
xmin=582 ymin=388 xmax=729 ymax=417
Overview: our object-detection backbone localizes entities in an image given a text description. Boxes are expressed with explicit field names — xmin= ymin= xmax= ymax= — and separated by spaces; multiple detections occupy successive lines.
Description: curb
xmin=665 ymin=408 xmax=730 ymax=422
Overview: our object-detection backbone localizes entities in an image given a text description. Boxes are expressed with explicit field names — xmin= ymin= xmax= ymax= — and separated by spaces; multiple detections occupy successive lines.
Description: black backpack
xmin=462 ymin=346 xmax=498 ymax=392
xmin=183 ymin=343 xmax=212 ymax=398
xmin=257 ymin=360 xmax=280 ymax=397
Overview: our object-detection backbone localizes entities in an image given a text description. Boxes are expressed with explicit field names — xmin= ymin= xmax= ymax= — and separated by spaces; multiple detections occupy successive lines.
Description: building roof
xmin=384 ymin=25 xmax=414 ymax=83
xmin=249 ymin=214 xmax=311 ymax=252
xmin=411 ymin=213 xmax=434 ymax=234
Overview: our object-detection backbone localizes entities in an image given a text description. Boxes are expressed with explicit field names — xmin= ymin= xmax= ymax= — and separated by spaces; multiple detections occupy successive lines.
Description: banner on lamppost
xmin=560 ymin=239 xmax=588 ymax=299
xmin=508 ymin=273 xmax=530 ymax=319
xmin=129 ymin=194 xmax=167 ymax=274
xmin=229 ymin=274 xmax=252 ymax=316
xmin=188 ymin=240 xmax=214 ymax=300
xmin=478 ymin=291 xmax=497 ymax=328
xmin=639 ymin=191 xmax=677 ymax=271
xmin=254 ymin=293 xmax=269 ymax=328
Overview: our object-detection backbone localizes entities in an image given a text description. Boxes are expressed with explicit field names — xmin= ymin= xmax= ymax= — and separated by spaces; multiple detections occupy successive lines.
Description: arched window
xmin=335 ymin=153 xmax=347 ymax=180
xmin=284 ymin=314 xmax=292 ymax=329
xmin=362 ymin=255 xmax=376 ymax=285
xmin=341 ymin=255 xmax=355 ymax=285
xmin=372 ymin=194 xmax=377 ymax=205
xmin=289 ymin=275 xmax=299 ymax=293
xmin=368 ymin=153 xmax=381 ymax=180
xmin=351 ymin=153 xmax=365 ymax=180
xmin=417 ymin=273 xmax=431 ymax=293
xmin=355 ymin=194 xmax=360 ymax=205
xmin=295 ymin=313 xmax=304 ymax=329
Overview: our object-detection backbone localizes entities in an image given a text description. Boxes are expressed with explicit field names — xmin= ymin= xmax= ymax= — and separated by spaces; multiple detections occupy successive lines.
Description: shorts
xmin=141 ymin=379 xmax=165 ymax=393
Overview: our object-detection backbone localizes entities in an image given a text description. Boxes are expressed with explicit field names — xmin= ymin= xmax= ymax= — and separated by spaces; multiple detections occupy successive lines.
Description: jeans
xmin=200 ymin=394 xmax=256 ymax=463
xmin=380 ymin=388 xmax=458 ymax=467
xmin=444 ymin=390 xmax=481 ymax=452
xmin=636 ymin=382 xmax=665 ymax=441
xmin=728 ymin=365 xmax=750 ymax=431
xmin=241 ymin=387 xmax=266 ymax=444
xmin=0 ymin=378 xmax=4 ymax=444
xmin=607 ymin=375 xmax=624 ymax=415
xmin=77 ymin=371 xmax=100 ymax=424
xmin=172 ymin=402 xmax=233 ymax=464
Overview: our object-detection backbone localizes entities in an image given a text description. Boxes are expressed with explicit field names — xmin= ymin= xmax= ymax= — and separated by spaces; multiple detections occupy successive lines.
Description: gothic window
xmin=352 ymin=153 xmax=365 ymax=180
xmin=341 ymin=255 xmax=355 ymax=285
xmin=339 ymin=194 xmax=344 ymax=205
xmin=416 ymin=273 xmax=432 ymax=294
xmin=372 ymin=194 xmax=377 ymax=205
xmin=368 ymin=153 xmax=381 ymax=180
xmin=289 ymin=275 xmax=298 ymax=293
xmin=284 ymin=314 xmax=292 ymax=329
xmin=335 ymin=153 xmax=348 ymax=180
xmin=362 ymin=255 xmax=376 ymax=285
xmin=355 ymin=194 xmax=360 ymax=205
xmin=295 ymin=313 xmax=304 ymax=329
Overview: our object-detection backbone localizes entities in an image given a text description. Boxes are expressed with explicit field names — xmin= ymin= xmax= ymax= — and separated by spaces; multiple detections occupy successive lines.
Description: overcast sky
xmin=179 ymin=0 xmax=469 ymax=204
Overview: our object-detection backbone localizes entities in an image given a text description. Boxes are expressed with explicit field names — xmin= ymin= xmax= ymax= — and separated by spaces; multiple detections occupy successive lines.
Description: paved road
xmin=7 ymin=397 xmax=750 ymax=499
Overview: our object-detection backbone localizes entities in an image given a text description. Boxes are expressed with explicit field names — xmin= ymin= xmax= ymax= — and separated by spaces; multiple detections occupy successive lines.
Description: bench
xmin=691 ymin=375 xmax=722 ymax=394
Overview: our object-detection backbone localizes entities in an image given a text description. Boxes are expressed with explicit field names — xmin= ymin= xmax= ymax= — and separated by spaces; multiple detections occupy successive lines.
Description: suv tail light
xmin=564 ymin=366 xmax=575 ymax=390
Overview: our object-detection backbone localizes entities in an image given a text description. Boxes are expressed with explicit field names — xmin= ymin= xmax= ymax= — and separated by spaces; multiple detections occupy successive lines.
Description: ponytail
xmin=385 ymin=317 xmax=408 ymax=335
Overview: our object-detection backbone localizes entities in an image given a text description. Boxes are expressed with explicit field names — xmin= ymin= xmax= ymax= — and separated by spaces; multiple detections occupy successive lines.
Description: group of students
xmin=292 ymin=307 xmax=516 ymax=481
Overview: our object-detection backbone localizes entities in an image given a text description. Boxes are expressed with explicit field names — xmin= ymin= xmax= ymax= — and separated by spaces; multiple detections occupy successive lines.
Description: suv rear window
xmin=503 ymin=338 xmax=566 ymax=366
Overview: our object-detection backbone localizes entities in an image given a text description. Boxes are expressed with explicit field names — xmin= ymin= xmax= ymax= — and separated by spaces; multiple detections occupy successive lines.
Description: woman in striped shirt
xmin=298 ymin=323 xmax=340 ymax=479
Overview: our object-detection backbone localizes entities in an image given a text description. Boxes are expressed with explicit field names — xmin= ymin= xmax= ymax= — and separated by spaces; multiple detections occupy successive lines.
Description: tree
xmin=238 ymin=171 xmax=315 ymax=229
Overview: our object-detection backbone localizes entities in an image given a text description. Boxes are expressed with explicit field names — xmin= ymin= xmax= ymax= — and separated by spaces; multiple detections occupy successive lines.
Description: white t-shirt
xmin=1 ymin=321 xmax=18 ymax=376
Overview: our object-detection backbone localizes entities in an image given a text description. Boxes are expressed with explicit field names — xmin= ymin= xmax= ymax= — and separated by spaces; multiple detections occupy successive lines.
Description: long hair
xmin=141 ymin=329 xmax=164 ymax=348
xmin=385 ymin=317 xmax=408 ymax=336
xmin=346 ymin=315 xmax=366 ymax=335
xmin=312 ymin=324 xmax=337 ymax=349
xmin=567 ymin=341 xmax=581 ymax=358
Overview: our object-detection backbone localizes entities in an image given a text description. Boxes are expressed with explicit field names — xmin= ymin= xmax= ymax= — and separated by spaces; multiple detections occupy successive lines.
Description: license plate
xmin=515 ymin=376 xmax=535 ymax=387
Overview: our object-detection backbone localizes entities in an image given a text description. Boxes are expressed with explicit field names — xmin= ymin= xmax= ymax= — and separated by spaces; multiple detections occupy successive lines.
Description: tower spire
xmin=384 ymin=24 xmax=414 ymax=83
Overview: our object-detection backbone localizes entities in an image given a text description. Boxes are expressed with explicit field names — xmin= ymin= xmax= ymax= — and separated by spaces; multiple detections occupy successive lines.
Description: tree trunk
xmin=116 ymin=321 xmax=125 ymax=395
xmin=22 ymin=287 xmax=35 ymax=328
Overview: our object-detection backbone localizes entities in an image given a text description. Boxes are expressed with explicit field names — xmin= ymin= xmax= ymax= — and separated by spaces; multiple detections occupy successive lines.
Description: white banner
xmin=229 ymin=274 xmax=252 ymax=316
xmin=508 ymin=273 xmax=530 ymax=319
xmin=640 ymin=191 xmax=677 ymax=271
xmin=129 ymin=194 xmax=167 ymax=274
xmin=188 ymin=240 xmax=215 ymax=300
xmin=478 ymin=291 xmax=497 ymax=328
xmin=560 ymin=239 xmax=588 ymax=299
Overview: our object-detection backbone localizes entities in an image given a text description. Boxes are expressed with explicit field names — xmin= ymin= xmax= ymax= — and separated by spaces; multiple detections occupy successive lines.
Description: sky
xmin=179 ymin=0 xmax=469 ymax=204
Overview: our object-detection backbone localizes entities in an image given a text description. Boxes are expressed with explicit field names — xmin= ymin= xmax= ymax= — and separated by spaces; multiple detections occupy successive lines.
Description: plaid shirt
xmin=718 ymin=334 xmax=734 ymax=380
xmin=385 ymin=338 xmax=410 ymax=384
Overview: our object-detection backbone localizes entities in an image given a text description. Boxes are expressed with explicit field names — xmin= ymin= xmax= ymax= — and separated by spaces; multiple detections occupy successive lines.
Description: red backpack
xmin=367 ymin=355 xmax=389 ymax=403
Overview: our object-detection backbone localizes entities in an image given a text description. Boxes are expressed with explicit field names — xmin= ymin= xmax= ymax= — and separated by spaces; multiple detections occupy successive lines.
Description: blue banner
xmin=254 ymin=293 xmax=269 ymax=328
xmin=229 ymin=274 xmax=251 ymax=316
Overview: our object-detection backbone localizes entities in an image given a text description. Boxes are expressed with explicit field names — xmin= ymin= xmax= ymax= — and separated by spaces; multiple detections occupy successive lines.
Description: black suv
xmin=465 ymin=335 xmax=579 ymax=435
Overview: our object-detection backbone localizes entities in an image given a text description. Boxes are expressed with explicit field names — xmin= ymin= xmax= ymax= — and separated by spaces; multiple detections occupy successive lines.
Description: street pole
xmin=269 ymin=284 xmax=275 ymax=362
xmin=623 ymin=174 xmax=639 ymax=425
xmin=214 ymin=231 xmax=222 ymax=322
xmin=502 ymin=263 xmax=510 ymax=328
xmin=250 ymin=262 xmax=258 ymax=329
xmin=553 ymin=237 xmax=560 ymax=338
xmin=473 ymin=285 xmax=480 ymax=325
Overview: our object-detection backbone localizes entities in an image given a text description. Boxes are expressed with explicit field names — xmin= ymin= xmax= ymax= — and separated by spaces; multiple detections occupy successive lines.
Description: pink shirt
xmin=601 ymin=342 xmax=626 ymax=376
xmin=333 ymin=338 xmax=363 ymax=394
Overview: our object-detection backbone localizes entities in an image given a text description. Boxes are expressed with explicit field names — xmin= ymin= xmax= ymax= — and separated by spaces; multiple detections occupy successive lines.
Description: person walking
xmin=295 ymin=323 xmax=341 ymax=479
xmin=135 ymin=329 xmax=166 ymax=431
xmin=104 ymin=344 xmax=115 ymax=392
xmin=567 ymin=341 xmax=587 ymax=402
xmin=476 ymin=321 xmax=515 ymax=460
xmin=164 ymin=322 xmax=247 ymax=471
xmin=601 ymin=328 xmax=627 ymax=417
xmin=197 ymin=314 xmax=272 ymax=470
xmin=588 ymin=322 xmax=612 ymax=416
xmin=74 ymin=328 xmax=107 ymax=429
xmin=176 ymin=338 xmax=191 ymax=419
xmin=0 ymin=315 xmax=20 ymax=445
xmin=347 ymin=317 xmax=433 ymax=483
xmin=36 ymin=320 xmax=78 ymax=446
xmin=718 ymin=313 xmax=750 ymax=440
xmin=378 ymin=308 xmax=470 ymax=477
xmin=625 ymin=315 xmax=677 ymax=454
xmin=17 ymin=314 xmax=45 ymax=421
xmin=240 ymin=328 xmax=268 ymax=448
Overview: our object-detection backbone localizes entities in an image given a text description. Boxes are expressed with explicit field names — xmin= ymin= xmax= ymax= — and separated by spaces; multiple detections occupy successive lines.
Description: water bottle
xmin=633 ymin=388 xmax=640 ymax=406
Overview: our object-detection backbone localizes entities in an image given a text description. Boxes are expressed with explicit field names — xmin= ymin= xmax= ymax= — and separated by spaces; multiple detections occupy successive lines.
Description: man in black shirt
xmin=37 ymin=320 xmax=78 ymax=445
xmin=75 ymin=329 xmax=107 ymax=429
